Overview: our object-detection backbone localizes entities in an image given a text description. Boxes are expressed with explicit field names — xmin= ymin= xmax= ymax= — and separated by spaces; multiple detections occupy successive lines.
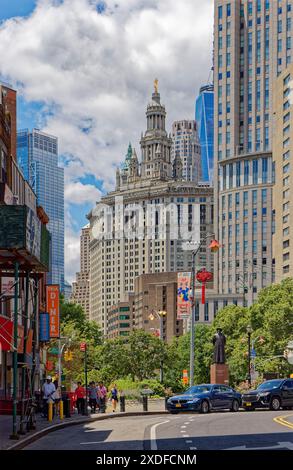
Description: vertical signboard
xmin=46 ymin=285 xmax=60 ymax=338
xmin=39 ymin=313 xmax=50 ymax=342
xmin=177 ymin=272 xmax=191 ymax=320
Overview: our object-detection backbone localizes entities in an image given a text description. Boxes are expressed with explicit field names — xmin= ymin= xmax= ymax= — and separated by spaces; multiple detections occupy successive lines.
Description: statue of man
xmin=212 ymin=328 xmax=226 ymax=364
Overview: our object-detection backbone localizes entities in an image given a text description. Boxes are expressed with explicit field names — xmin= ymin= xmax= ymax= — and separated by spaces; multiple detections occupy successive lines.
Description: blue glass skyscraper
xmin=17 ymin=129 xmax=64 ymax=290
xmin=195 ymin=84 xmax=214 ymax=183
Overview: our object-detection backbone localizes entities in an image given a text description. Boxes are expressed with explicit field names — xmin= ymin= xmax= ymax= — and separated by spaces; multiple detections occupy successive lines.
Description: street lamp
xmin=246 ymin=325 xmax=252 ymax=388
xmin=189 ymin=233 xmax=219 ymax=387
xmin=148 ymin=310 xmax=167 ymax=383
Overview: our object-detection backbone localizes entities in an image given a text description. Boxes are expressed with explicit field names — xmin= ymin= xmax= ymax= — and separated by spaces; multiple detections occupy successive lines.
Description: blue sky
xmin=0 ymin=1 xmax=37 ymax=20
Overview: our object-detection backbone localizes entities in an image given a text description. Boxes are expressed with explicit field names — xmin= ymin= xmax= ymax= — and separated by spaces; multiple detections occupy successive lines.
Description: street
xmin=24 ymin=410 xmax=293 ymax=451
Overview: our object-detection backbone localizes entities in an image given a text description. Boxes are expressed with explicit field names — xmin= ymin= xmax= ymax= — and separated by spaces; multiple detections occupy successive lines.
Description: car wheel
xmin=230 ymin=400 xmax=240 ymax=412
xmin=270 ymin=397 xmax=281 ymax=411
xmin=200 ymin=400 xmax=210 ymax=414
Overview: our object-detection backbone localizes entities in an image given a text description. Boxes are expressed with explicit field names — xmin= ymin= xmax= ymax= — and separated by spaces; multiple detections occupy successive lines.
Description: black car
xmin=242 ymin=378 xmax=293 ymax=411
xmin=166 ymin=384 xmax=242 ymax=414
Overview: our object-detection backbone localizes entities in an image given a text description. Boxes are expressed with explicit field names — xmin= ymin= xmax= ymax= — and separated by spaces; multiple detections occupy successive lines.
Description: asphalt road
xmin=25 ymin=410 xmax=293 ymax=451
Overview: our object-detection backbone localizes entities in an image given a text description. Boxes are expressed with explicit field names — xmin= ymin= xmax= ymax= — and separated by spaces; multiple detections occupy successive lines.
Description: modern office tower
xmin=213 ymin=0 xmax=293 ymax=305
xmin=17 ymin=129 xmax=64 ymax=289
xmin=63 ymin=281 xmax=72 ymax=301
xmin=273 ymin=65 xmax=293 ymax=282
xmin=71 ymin=225 xmax=90 ymax=318
xmin=88 ymin=84 xmax=214 ymax=333
xmin=171 ymin=120 xmax=202 ymax=183
xmin=195 ymin=84 xmax=214 ymax=183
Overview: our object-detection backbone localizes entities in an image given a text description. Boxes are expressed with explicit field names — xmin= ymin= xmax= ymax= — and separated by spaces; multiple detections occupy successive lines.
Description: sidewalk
xmin=0 ymin=399 xmax=166 ymax=450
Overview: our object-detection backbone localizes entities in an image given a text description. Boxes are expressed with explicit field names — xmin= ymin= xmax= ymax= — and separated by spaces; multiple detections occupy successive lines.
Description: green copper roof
xmin=121 ymin=142 xmax=132 ymax=171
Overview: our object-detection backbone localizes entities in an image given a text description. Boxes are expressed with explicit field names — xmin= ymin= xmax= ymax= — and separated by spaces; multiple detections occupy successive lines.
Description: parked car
xmin=166 ymin=384 xmax=242 ymax=414
xmin=242 ymin=378 xmax=293 ymax=411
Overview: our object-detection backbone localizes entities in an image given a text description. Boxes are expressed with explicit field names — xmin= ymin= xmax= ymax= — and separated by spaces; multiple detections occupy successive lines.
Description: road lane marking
xmin=150 ymin=420 xmax=170 ymax=451
xmin=184 ymin=422 xmax=190 ymax=425
xmin=181 ymin=426 xmax=187 ymax=428
xmin=274 ymin=414 xmax=293 ymax=430
xmin=80 ymin=442 xmax=103 ymax=445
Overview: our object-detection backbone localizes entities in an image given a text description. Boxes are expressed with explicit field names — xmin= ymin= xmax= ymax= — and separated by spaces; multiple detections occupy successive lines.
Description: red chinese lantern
xmin=196 ymin=268 xmax=213 ymax=304
xmin=209 ymin=239 xmax=221 ymax=253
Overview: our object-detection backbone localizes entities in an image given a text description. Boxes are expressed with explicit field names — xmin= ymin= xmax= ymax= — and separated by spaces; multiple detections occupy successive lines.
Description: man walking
xmin=42 ymin=376 xmax=56 ymax=418
xmin=75 ymin=382 xmax=86 ymax=414
xmin=98 ymin=382 xmax=107 ymax=413
xmin=89 ymin=382 xmax=98 ymax=414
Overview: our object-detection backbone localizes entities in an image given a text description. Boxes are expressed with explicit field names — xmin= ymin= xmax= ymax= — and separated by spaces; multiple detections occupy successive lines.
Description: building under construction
xmin=0 ymin=84 xmax=50 ymax=435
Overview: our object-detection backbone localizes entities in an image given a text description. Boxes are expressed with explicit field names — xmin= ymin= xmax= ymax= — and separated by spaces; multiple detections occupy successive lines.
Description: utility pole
xmin=189 ymin=233 xmax=216 ymax=387
xmin=247 ymin=325 xmax=252 ymax=388
xmin=10 ymin=261 xmax=19 ymax=440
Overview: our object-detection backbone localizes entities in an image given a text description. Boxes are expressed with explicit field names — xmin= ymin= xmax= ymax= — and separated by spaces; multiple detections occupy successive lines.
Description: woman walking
xmin=111 ymin=384 xmax=118 ymax=412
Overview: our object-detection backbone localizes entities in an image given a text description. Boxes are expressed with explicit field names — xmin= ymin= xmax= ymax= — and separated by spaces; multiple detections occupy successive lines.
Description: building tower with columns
xmin=88 ymin=82 xmax=214 ymax=333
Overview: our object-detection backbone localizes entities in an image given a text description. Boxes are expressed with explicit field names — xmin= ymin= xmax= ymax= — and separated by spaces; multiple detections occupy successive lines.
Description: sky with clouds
xmin=0 ymin=0 xmax=214 ymax=282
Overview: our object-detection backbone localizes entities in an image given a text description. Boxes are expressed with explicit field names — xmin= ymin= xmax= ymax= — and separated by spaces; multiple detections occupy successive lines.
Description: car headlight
xmin=187 ymin=398 xmax=200 ymax=404
xmin=258 ymin=392 xmax=270 ymax=397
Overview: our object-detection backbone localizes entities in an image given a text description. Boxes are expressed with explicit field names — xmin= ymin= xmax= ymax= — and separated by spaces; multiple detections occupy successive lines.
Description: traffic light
xmin=64 ymin=350 xmax=73 ymax=362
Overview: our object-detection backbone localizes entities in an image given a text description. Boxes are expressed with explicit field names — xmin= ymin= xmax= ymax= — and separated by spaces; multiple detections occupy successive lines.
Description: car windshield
xmin=257 ymin=380 xmax=283 ymax=391
xmin=185 ymin=386 xmax=212 ymax=394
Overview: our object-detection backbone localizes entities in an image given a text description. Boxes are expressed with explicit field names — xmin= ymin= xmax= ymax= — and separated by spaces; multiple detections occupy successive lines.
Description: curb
xmin=6 ymin=411 xmax=168 ymax=450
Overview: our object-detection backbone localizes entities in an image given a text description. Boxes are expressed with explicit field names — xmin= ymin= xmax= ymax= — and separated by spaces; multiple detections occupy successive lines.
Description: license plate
xmin=245 ymin=402 xmax=252 ymax=407
xmin=175 ymin=404 xmax=182 ymax=408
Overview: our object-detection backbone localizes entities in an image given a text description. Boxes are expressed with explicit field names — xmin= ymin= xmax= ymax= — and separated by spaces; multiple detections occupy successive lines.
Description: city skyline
xmin=0 ymin=0 xmax=214 ymax=283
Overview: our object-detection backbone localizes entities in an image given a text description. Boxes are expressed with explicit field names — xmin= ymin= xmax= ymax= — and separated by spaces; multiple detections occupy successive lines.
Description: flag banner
xmin=177 ymin=272 xmax=191 ymax=320
xmin=46 ymin=285 xmax=60 ymax=338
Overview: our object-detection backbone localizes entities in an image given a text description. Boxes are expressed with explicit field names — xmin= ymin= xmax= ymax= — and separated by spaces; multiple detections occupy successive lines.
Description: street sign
xmin=251 ymin=349 xmax=256 ymax=358
xmin=48 ymin=347 xmax=59 ymax=355
xmin=80 ymin=342 xmax=87 ymax=352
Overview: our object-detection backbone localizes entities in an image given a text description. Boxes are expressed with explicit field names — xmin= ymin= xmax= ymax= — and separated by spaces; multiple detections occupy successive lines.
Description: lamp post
xmin=189 ymin=233 xmax=218 ymax=387
xmin=148 ymin=310 xmax=166 ymax=383
xmin=247 ymin=325 xmax=252 ymax=388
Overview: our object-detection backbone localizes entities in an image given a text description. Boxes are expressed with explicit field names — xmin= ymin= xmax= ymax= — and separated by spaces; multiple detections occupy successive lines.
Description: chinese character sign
xmin=177 ymin=272 xmax=191 ymax=319
xmin=46 ymin=285 xmax=60 ymax=338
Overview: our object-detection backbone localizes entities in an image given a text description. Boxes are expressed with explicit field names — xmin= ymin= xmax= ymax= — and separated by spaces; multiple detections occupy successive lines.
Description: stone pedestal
xmin=210 ymin=363 xmax=229 ymax=385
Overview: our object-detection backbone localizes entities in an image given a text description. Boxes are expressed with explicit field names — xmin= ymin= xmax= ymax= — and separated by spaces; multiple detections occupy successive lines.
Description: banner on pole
xmin=177 ymin=272 xmax=191 ymax=320
xmin=46 ymin=285 xmax=60 ymax=338
xmin=39 ymin=313 xmax=50 ymax=342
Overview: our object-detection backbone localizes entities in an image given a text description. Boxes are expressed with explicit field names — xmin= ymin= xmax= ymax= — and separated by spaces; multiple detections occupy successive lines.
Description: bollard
xmin=142 ymin=395 xmax=148 ymax=412
xmin=48 ymin=402 xmax=53 ymax=422
xmin=59 ymin=400 xmax=64 ymax=420
xmin=65 ymin=398 xmax=71 ymax=418
xmin=120 ymin=396 xmax=125 ymax=412
xmin=165 ymin=397 xmax=169 ymax=410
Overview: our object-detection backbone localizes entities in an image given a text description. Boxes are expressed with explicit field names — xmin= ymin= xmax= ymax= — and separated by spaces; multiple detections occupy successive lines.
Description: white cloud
xmin=0 ymin=0 xmax=214 ymax=280
xmin=64 ymin=182 xmax=102 ymax=205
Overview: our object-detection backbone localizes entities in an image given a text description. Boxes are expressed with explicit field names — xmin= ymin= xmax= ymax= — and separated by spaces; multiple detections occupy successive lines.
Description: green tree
xmin=126 ymin=330 xmax=167 ymax=381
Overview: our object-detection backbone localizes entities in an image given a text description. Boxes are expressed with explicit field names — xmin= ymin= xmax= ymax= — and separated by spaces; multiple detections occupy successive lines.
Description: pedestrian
xmin=75 ymin=381 xmax=86 ymax=414
xmin=53 ymin=379 xmax=61 ymax=417
xmin=98 ymin=381 xmax=107 ymax=413
xmin=110 ymin=384 xmax=119 ymax=412
xmin=89 ymin=381 xmax=98 ymax=413
xmin=42 ymin=376 xmax=56 ymax=418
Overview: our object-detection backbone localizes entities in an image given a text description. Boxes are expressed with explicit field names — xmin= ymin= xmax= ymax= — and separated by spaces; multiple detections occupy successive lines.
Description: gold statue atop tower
xmin=154 ymin=78 xmax=159 ymax=94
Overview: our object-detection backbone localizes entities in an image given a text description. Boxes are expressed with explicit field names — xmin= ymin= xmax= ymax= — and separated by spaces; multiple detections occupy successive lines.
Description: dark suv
xmin=242 ymin=378 xmax=293 ymax=411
